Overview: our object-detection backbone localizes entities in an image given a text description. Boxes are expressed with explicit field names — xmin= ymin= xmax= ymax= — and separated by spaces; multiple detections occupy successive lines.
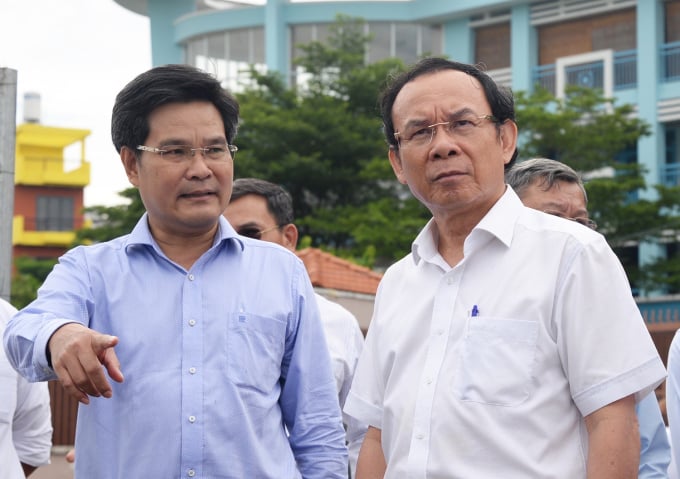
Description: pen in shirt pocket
xmin=471 ymin=305 xmax=479 ymax=317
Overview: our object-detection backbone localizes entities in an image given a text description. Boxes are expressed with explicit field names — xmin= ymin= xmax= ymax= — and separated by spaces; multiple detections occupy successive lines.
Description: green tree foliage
xmin=515 ymin=86 xmax=680 ymax=293
xmin=234 ymin=15 xmax=428 ymax=266
xmin=60 ymin=17 xmax=680 ymax=295
xmin=11 ymin=256 xmax=57 ymax=308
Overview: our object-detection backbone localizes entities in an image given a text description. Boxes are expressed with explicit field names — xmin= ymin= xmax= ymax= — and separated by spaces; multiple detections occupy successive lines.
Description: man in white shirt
xmin=225 ymin=177 xmax=367 ymax=477
xmin=506 ymin=157 xmax=671 ymax=479
xmin=344 ymin=57 xmax=666 ymax=478
xmin=0 ymin=298 xmax=52 ymax=478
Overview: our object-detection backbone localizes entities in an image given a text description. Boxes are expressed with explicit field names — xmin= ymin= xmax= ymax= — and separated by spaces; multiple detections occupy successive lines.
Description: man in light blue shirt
xmin=3 ymin=64 xmax=347 ymax=479
xmin=507 ymin=157 xmax=670 ymax=478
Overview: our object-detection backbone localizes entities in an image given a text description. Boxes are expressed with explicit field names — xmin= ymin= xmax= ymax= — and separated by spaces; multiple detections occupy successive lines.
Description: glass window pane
xmin=229 ymin=29 xmax=250 ymax=62
xmin=395 ymin=23 xmax=419 ymax=65
xmin=368 ymin=23 xmax=391 ymax=62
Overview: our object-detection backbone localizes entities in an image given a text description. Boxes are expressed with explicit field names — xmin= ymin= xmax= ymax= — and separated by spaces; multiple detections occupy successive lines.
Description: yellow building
xmin=12 ymin=123 xmax=90 ymax=261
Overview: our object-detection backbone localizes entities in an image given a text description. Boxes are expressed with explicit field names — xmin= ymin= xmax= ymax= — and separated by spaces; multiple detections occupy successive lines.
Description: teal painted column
xmin=147 ymin=0 xmax=193 ymax=66
xmin=510 ymin=4 xmax=534 ymax=94
xmin=636 ymin=0 xmax=665 ymax=295
xmin=442 ymin=18 xmax=472 ymax=63
xmin=265 ymin=0 xmax=288 ymax=81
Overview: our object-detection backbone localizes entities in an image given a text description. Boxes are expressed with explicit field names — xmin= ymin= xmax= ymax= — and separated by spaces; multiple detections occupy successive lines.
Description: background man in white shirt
xmin=506 ymin=157 xmax=671 ymax=479
xmin=0 ymin=298 xmax=52 ymax=478
xmin=224 ymin=177 xmax=367 ymax=477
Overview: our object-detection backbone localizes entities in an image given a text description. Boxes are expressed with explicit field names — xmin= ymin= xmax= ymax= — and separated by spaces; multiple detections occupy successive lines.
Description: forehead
xmin=392 ymin=69 xmax=490 ymax=124
xmin=224 ymin=194 xmax=274 ymax=226
xmin=146 ymin=101 xmax=225 ymax=137
xmin=523 ymin=180 xmax=587 ymax=209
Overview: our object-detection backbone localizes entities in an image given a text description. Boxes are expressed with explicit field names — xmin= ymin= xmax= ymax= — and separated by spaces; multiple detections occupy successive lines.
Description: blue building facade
xmin=115 ymin=0 xmax=680 ymax=350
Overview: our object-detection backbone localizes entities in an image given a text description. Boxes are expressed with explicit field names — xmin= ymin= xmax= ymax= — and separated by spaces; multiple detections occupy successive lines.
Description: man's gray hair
xmin=505 ymin=158 xmax=588 ymax=203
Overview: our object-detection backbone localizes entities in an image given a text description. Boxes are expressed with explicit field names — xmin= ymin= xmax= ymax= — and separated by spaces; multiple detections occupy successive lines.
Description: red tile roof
xmin=296 ymin=247 xmax=383 ymax=295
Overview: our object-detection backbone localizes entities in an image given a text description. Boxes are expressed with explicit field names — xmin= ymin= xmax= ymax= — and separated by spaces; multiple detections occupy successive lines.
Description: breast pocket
xmin=453 ymin=317 xmax=539 ymax=406
xmin=227 ymin=312 xmax=287 ymax=393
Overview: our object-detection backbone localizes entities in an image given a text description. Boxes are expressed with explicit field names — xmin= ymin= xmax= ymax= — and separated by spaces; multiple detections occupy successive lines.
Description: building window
xmin=665 ymin=122 xmax=680 ymax=186
xmin=291 ymin=21 xmax=442 ymax=87
xmin=36 ymin=196 xmax=74 ymax=231
xmin=667 ymin=0 xmax=680 ymax=43
xmin=185 ymin=27 xmax=266 ymax=93
xmin=537 ymin=8 xmax=635 ymax=65
xmin=475 ymin=22 xmax=510 ymax=70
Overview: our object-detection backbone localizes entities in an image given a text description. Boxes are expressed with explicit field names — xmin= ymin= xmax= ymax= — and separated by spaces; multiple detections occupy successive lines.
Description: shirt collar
xmin=411 ymin=186 xmax=523 ymax=265
xmin=124 ymin=213 xmax=245 ymax=252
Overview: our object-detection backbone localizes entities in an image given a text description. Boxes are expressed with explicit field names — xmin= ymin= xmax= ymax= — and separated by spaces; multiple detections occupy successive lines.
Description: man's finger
xmin=102 ymin=347 xmax=124 ymax=385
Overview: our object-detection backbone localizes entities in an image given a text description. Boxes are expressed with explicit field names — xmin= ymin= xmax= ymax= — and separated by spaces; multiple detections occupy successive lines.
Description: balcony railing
xmin=532 ymin=49 xmax=637 ymax=94
xmin=662 ymin=41 xmax=680 ymax=83
xmin=663 ymin=163 xmax=680 ymax=186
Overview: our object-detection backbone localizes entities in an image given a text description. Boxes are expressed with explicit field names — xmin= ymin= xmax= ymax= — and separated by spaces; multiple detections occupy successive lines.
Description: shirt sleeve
xmin=556 ymin=237 xmax=666 ymax=416
xmin=13 ymin=378 xmax=53 ymax=467
xmin=343 ymin=317 xmax=367 ymax=478
xmin=3 ymin=247 xmax=91 ymax=382
xmin=667 ymin=331 xmax=680 ymax=475
xmin=344 ymin=281 xmax=387 ymax=429
xmin=279 ymin=262 xmax=348 ymax=478
xmin=637 ymin=392 xmax=671 ymax=478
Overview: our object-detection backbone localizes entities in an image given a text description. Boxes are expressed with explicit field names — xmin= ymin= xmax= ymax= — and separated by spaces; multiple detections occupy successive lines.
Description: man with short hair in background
xmin=506 ymin=157 xmax=671 ymax=479
xmin=225 ymin=177 xmax=367 ymax=478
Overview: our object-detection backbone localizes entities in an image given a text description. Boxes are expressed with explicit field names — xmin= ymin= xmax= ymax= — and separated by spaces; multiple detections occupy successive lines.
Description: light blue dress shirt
xmin=4 ymin=215 xmax=347 ymax=479
xmin=637 ymin=392 xmax=671 ymax=478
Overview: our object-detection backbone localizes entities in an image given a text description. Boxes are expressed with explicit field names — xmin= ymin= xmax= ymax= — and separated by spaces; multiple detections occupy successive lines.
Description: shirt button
xmin=188 ymin=319 xmax=196 ymax=326
xmin=187 ymin=470 xmax=195 ymax=477
xmin=189 ymin=367 xmax=196 ymax=374
xmin=426 ymin=377 xmax=433 ymax=384
xmin=188 ymin=274 xmax=195 ymax=281
xmin=189 ymin=415 xmax=196 ymax=423
xmin=416 ymin=433 xmax=424 ymax=440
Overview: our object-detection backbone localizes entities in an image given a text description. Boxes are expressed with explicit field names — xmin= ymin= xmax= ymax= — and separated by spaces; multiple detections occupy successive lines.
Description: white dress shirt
xmin=345 ymin=187 xmax=665 ymax=479
xmin=315 ymin=293 xmax=366 ymax=477
xmin=0 ymin=299 xmax=52 ymax=479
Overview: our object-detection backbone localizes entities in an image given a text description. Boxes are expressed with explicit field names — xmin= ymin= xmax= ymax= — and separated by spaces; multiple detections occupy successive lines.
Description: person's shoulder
xmin=0 ymin=298 xmax=17 ymax=326
xmin=517 ymin=206 xmax=602 ymax=245
xmin=315 ymin=293 xmax=357 ymax=320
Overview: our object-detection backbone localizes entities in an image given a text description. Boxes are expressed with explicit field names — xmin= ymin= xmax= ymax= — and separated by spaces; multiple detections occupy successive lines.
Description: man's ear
xmin=121 ymin=146 xmax=140 ymax=187
xmin=388 ymin=147 xmax=407 ymax=184
xmin=499 ymin=120 xmax=518 ymax=167
xmin=281 ymin=223 xmax=299 ymax=251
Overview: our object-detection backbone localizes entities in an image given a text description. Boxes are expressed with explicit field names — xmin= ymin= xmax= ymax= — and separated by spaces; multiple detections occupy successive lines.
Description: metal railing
xmin=662 ymin=163 xmax=680 ymax=186
xmin=662 ymin=41 xmax=680 ymax=83
xmin=532 ymin=49 xmax=637 ymax=94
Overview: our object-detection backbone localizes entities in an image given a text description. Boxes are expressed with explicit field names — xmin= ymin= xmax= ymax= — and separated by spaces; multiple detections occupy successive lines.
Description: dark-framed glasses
xmin=544 ymin=210 xmax=597 ymax=230
xmin=237 ymin=225 xmax=281 ymax=240
xmin=394 ymin=114 xmax=497 ymax=149
xmin=137 ymin=144 xmax=238 ymax=162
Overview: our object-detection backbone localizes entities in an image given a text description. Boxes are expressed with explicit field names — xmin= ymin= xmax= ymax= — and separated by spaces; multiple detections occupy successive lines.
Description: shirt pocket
xmin=226 ymin=312 xmax=287 ymax=393
xmin=453 ymin=317 xmax=539 ymax=406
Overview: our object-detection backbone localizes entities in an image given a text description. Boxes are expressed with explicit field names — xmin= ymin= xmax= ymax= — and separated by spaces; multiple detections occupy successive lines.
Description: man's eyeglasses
xmin=137 ymin=144 xmax=238 ymax=162
xmin=544 ymin=210 xmax=597 ymax=230
xmin=394 ymin=114 xmax=497 ymax=149
xmin=237 ymin=225 xmax=281 ymax=240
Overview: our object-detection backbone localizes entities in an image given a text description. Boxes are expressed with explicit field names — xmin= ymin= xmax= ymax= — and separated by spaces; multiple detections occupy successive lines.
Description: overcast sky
xmin=0 ymin=0 xmax=151 ymax=206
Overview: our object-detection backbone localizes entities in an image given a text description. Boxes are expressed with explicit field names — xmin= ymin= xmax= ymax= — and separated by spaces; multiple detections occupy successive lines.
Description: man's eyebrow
xmin=400 ymin=107 xmax=480 ymax=131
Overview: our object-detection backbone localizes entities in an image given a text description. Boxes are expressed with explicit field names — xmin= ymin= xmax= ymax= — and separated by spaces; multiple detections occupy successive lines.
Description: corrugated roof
xmin=296 ymin=247 xmax=383 ymax=295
